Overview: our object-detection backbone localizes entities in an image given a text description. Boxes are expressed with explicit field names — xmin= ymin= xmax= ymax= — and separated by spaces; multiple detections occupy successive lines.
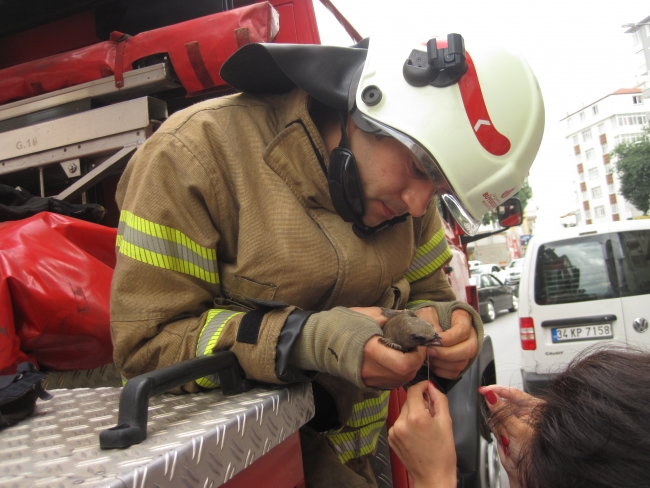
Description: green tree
xmin=482 ymin=177 xmax=533 ymax=225
xmin=613 ymin=132 xmax=650 ymax=215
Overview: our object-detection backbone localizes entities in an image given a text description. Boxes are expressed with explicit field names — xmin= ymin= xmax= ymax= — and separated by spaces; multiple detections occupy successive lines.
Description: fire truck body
xmin=0 ymin=2 xmax=499 ymax=487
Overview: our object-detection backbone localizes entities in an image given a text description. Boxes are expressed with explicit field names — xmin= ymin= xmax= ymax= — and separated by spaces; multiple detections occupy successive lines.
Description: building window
xmin=605 ymin=164 xmax=613 ymax=174
xmin=595 ymin=206 xmax=605 ymax=218
xmin=582 ymin=191 xmax=588 ymax=200
xmin=588 ymin=167 xmax=599 ymax=179
xmin=602 ymin=143 xmax=609 ymax=153
xmin=585 ymin=209 xmax=591 ymax=220
xmin=608 ymin=183 xmax=615 ymax=193
xmin=616 ymin=113 xmax=647 ymax=126
xmin=633 ymin=95 xmax=643 ymax=104
xmin=580 ymin=173 xmax=585 ymax=182
xmin=586 ymin=148 xmax=595 ymax=160
xmin=592 ymin=105 xmax=599 ymax=115
xmin=611 ymin=203 xmax=618 ymax=214
xmin=568 ymin=118 xmax=573 ymax=128
xmin=632 ymin=31 xmax=641 ymax=45
xmin=597 ymin=123 xmax=605 ymax=134
xmin=614 ymin=133 xmax=646 ymax=145
xmin=582 ymin=129 xmax=592 ymax=142
xmin=592 ymin=186 xmax=602 ymax=198
xmin=580 ymin=112 xmax=586 ymax=121
xmin=572 ymin=135 xmax=579 ymax=145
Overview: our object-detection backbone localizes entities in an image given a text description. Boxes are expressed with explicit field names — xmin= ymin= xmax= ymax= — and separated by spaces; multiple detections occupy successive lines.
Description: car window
xmin=534 ymin=234 xmax=618 ymax=305
xmin=492 ymin=266 xmax=500 ymax=273
xmin=615 ymin=230 xmax=650 ymax=297
xmin=481 ymin=275 xmax=491 ymax=288
xmin=486 ymin=275 xmax=501 ymax=286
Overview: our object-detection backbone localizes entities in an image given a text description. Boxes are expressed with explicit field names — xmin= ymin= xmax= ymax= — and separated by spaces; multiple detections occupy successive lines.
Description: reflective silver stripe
xmin=327 ymin=420 xmax=385 ymax=464
xmin=116 ymin=210 xmax=219 ymax=284
xmin=195 ymin=309 xmax=243 ymax=389
xmin=405 ymin=227 xmax=452 ymax=282
xmin=325 ymin=391 xmax=390 ymax=463
xmin=347 ymin=391 xmax=390 ymax=427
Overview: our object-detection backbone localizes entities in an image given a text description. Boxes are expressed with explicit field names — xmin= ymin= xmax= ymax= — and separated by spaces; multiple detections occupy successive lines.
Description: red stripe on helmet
xmin=458 ymin=54 xmax=511 ymax=156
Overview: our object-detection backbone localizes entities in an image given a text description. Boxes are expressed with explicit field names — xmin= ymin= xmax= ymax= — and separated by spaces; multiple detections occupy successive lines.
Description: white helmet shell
xmin=353 ymin=35 xmax=545 ymax=235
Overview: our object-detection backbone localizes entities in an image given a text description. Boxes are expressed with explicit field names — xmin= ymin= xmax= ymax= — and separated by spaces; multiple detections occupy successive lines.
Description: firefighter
xmin=110 ymin=34 xmax=544 ymax=487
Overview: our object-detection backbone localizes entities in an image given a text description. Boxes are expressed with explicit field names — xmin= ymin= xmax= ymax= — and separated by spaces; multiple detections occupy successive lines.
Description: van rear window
xmin=535 ymin=230 xmax=650 ymax=304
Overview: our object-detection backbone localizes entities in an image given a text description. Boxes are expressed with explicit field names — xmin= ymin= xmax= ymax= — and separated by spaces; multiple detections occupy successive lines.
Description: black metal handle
xmin=99 ymin=351 xmax=252 ymax=449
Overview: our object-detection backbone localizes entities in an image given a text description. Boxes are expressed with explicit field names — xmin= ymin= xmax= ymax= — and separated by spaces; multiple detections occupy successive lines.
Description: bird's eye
xmin=412 ymin=334 xmax=425 ymax=342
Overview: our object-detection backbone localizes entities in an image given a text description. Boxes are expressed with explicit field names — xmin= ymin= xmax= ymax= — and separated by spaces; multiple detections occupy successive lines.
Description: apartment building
xmin=561 ymin=88 xmax=647 ymax=225
xmin=624 ymin=15 xmax=650 ymax=100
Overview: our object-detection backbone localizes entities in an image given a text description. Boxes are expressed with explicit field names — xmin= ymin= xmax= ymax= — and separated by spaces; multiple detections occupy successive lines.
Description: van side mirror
xmin=497 ymin=198 xmax=522 ymax=228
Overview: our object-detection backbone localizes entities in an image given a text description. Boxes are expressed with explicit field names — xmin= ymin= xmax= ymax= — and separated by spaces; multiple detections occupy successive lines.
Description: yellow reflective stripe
xmin=346 ymin=391 xmax=390 ymax=427
xmin=346 ymin=402 xmax=389 ymax=428
xmin=120 ymin=210 xmax=216 ymax=260
xmin=327 ymin=420 xmax=385 ymax=464
xmin=195 ymin=309 xmax=243 ymax=389
xmin=325 ymin=391 xmax=390 ymax=463
xmin=405 ymin=228 xmax=452 ymax=283
xmin=117 ymin=210 xmax=219 ymax=284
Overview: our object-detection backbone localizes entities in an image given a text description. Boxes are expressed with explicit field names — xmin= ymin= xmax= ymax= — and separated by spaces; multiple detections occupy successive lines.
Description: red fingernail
xmin=429 ymin=380 xmax=437 ymax=389
xmin=503 ymin=445 xmax=510 ymax=456
xmin=501 ymin=435 xmax=509 ymax=447
xmin=485 ymin=391 xmax=498 ymax=405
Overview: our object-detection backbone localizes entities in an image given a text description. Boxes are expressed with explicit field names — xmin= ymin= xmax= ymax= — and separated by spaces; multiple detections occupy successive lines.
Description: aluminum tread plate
xmin=0 ymin=384 xmax=314 ymax=488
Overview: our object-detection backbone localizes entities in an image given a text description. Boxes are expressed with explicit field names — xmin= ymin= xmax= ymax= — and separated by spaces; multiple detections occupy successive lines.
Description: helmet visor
xmin=360 ymin=115 xmax=482 ymax=236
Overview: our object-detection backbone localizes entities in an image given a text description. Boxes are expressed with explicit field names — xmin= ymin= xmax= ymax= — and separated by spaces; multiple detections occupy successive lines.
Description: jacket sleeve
xmin=111 ymin=130 xmax=298 ymax=389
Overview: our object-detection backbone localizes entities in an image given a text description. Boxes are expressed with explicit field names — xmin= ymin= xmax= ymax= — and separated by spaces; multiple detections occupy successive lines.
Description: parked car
xmin=503 ymin=258 xmax=524 ymax=285
xmin=519 ymin=220 xmax=650 ymax=395
xmin=470 ymin=273 xmax=518 ymax=323
xmin=470 ymin=263 xmax=507 ymax=283
xmin=468 ymin=260 xmax=483 ymax=272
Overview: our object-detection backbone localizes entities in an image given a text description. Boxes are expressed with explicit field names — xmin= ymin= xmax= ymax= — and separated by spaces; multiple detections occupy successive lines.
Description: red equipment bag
xmin=0 ymin=2 xmax=279 ymax=105
xmin=0 ymin=212 xmax=116 ymax=375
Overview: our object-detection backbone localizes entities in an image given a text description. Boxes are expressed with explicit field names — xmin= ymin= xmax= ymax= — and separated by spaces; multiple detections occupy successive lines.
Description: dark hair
xmin=491 ymin=348 xmax=650 ymax=488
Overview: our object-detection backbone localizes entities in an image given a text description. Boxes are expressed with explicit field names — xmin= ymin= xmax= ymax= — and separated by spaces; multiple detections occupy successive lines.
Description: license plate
xmin=552 ymin=324 xmax=614 ymax=343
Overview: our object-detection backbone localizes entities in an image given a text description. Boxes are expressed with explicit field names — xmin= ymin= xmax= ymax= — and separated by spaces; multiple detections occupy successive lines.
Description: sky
xmin=312 ymin=0 xmax=649 ymax=232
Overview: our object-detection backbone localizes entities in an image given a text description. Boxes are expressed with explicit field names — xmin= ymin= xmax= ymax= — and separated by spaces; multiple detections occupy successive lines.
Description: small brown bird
xmin=379 ymin=308 xmax=442 ymax=353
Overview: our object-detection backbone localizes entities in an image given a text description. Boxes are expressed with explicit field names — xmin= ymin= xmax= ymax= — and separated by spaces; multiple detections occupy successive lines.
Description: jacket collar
xmin=263 ymin=88 xmax=335 ymax=212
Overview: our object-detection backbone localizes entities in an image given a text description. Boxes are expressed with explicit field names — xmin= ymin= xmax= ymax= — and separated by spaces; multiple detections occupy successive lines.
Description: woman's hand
xmin=479 ymin=385 xmax=538 ymax=488
xmin=388 ymin=380 xmax=456 ymax=488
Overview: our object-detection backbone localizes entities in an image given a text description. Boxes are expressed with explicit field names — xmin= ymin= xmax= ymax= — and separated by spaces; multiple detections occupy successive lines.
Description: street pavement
xmin=486 ymin=308 xmax=523 ymax=390
xmin=483 ymin=306 xmax=522 ymax=488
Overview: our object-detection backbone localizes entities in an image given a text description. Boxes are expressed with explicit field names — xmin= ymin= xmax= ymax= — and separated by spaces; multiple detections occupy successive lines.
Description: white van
xmin=519 ymin=219 xmax=650 ymax=394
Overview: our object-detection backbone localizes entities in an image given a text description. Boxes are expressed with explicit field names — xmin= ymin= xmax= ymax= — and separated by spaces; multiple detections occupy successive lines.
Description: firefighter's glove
xmin=289 ymin=307 xmax=383 ymax=389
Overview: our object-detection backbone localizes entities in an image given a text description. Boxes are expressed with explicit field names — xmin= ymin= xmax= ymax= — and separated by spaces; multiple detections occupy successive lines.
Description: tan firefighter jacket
xmin=111 ymin=87 xmax=483 ymax=465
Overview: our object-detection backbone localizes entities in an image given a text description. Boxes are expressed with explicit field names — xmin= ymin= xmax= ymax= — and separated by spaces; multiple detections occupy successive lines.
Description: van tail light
xmin=520 ymin=317 xmax=537 ymax=350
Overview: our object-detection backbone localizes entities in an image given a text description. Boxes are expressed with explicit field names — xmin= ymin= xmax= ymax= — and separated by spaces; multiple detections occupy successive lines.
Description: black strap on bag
xmin=0 ymin=362 xmax=52 ymax=430
xmin=0 ymin=184 xmax=105 ymax=223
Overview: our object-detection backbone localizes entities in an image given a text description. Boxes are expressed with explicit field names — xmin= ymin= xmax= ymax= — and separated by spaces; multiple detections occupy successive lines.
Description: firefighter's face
xmin=349 ymin=121 xmax=436 ymax=228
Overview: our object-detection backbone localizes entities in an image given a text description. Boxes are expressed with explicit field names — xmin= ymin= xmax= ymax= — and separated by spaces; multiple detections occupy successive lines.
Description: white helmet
xmin=350 ymin=34 xmax=545 ymax=235
xmin=220 ymin=34 xmax=544 ymax=236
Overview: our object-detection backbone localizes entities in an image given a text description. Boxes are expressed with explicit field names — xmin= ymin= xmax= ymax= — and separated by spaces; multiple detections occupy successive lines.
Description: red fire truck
xmin=0 ymin=2 xmax=518 ymax=486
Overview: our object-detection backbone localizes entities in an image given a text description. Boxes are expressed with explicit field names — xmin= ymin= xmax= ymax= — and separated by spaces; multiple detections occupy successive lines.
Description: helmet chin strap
xmin=327 ymin=112 xmax=408 ymax=239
